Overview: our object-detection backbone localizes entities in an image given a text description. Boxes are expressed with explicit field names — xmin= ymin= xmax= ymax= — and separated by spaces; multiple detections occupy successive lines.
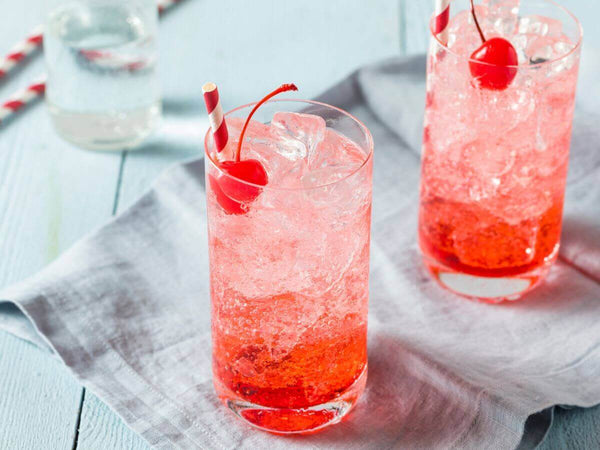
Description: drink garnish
xmin=210 ymin=83 xmax=298 ymax=215
xmin=468 ymin=0 xmax=518 ymax=90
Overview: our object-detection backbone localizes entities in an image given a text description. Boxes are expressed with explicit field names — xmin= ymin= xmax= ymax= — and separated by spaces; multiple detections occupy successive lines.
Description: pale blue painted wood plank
xmin=77 ymin=393 xmax=149 ymax=450
xmin=154 ymin=0 xmax=401 ymax=108
xmin=0 ymin=1 xmax=124 ymax=447
xmin=400 ymin=0 xmax=431 ymax=54
xmin=539 ymin=406 xmax=600 ymax=449
xmin=0 ymin=331 xmax=83 ymax=450
xmin=0 ymin=114 xmax=122 ymax=445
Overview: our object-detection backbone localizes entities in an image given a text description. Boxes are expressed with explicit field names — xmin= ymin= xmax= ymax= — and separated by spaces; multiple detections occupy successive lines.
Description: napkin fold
xmin=2 ymin=55 xmax=600 ymax=449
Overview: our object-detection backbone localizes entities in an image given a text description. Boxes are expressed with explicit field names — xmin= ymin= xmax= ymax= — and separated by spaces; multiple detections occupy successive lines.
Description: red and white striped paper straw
xmin=0 ymin=76 xmax=46 ymax=124
xmin=78 ymin=49 xmax=153 ymax=72
xmin=202 ymin=82 xmax=229 ymax=154
xmin=0 ymin=25 xmax=44 ymax=79
xmin=434 ymin=0 xmax=451 ymax=45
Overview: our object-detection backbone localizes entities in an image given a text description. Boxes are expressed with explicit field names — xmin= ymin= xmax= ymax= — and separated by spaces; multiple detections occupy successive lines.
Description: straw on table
xmin=0 ymin=76 xmax=46 ymax=125
xmin=0 ymin=25 xmax=44 ymax=79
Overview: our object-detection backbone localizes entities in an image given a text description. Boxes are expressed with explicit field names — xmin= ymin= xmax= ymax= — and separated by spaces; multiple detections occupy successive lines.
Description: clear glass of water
xmin=44 ymin=0 xmax=161 ymax=151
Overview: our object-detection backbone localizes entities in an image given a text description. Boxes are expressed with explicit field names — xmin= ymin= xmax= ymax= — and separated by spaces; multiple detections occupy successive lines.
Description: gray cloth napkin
xmin=2 ymin=55 xmax=600 ymax=450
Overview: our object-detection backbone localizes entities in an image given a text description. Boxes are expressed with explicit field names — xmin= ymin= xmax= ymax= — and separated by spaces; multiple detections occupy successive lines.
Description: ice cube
xmin=468 ymin=181 xmax=498 ymax=202
xmin=529 ymin=43 xmax=553 ymax=64
xmin=224 ymin=118 xmax=307 ymax=188
xmin=213 ymin=117 xmax=271 ymax=161
xmin=485 ymin=0 xmax=520 ymax=36
xmin=272 ymin=133 xmax=307 ymax=160
xmin=271 ymin=112 xmax=326 ymax=160
xmin=301 ymin=128 xmax=368 ymax=213
xmin=548 ymin=43 xmax=576 ymax=75
xmin=554 ymin=41 xmax=571 ymax=56
xmin=497 ymin=185 xmax=553 ymax=223
xmin=252 ymin=137 xmax=308 ymax=188
xmin=518 ymin=15 xmax=563 ymax=38
xmin=308 ymin=129 xmax=365 ymax=171
xmin=493 ymin=16 xmax=518 ymax=36
xmin=302 ymin=166 xmax=357 ymax=189
xmin=464 ymin=142 xmax=516 ymax=177
xmin=451 ymin=214 xmax=538 ymax=267
xmin=512 ymin=34 xmax=530 ymax=64
xmin=227 ymin=117 xmax=271 ymax=140
xmin=518 ymin=16 xmax=549 ymax=36
xmin=534 ymin=128 xmax=548 ymax=152
xmin=484 ymin=0 xmax=520 ymax=13
xmin=447 ymin=32 xmax=457 ymax=48
xmin=514 ymin=15 xmax=573 ymax=70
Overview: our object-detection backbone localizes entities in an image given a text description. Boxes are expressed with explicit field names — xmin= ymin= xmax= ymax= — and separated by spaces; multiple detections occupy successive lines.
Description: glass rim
xmin=204 ymin=98 xmax=374 ymax=192
xmin=430 ymin=0 xmax=583 ymax=70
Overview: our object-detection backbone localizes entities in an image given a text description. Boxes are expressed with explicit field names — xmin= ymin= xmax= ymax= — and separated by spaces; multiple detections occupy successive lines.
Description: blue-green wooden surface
xmin=0 ymin=0 xmax=598 ymax=448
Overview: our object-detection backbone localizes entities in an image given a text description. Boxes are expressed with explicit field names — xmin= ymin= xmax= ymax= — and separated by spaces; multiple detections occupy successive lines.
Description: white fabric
xmin=1 ymin=55 xmax=599 ymax=449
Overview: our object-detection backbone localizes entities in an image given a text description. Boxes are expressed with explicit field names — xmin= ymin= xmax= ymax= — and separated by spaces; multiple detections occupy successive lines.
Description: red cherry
xmin=469 ymin=37 xmax=518 ymax=90
xmin=209 ymin=160 xmax=268 ymax=215
xmin=208 ymin=173 xmax=245 ymax=215
xmin=219 ymin=159 xmax=268 ymax=202
xmin=468 ymin=1 xmax=518 ymax=91
xmin=210 ymin=83 xmax=298 ymax=215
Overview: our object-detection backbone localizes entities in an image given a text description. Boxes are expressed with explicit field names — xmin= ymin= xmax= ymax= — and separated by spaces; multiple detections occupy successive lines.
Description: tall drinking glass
xmin=419 ymin=0 xmax=582 ymax=302
xmin=44 ymin=0 xmax=161 ymax=150
xmin=205 ymin=100 xmax=373 ymax=433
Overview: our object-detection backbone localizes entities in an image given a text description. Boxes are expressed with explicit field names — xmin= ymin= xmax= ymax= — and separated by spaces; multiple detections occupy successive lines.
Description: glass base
xmin=48 ymin=101 xmax=161 ymax=151
xmin=215 ymin=365 xmax=367 ymax=434
xmin=423 ymin=256 xmax=554 ymax=303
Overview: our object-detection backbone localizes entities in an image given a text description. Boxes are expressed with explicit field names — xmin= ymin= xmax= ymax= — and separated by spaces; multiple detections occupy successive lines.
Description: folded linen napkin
xmin=1 ymin=55 xmax=600 ymax=449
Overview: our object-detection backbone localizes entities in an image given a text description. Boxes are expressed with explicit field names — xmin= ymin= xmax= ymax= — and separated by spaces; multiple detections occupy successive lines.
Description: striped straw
xmin=202 ymin=82 xmax=229 ymax=154
xmin=0 ymin=75 xmax=46 ymax=125
xmin=78 ymin=48 xmax=153 ymax=73
xmin=434 ymin=0 xmax=451 ymax=45
xmin=0 ymin=25 xmax=44 ymax=79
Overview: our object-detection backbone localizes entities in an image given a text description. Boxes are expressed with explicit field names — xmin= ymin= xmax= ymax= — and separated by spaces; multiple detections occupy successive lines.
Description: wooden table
xmin=0 ymin=1 xmax=598 ymax=448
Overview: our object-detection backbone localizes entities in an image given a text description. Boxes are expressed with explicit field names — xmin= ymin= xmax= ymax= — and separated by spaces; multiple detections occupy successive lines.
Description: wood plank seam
xmin=71 ymin=388 xmax=86 ymax=450
xmin=112 ymin=152 xmax=128 ymax=216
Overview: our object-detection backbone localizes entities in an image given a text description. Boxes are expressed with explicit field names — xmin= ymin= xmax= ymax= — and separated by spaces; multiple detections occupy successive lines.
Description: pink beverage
xmin=419 ymin=0 xmax=582 ymax=301
xmin=205 ymin=99 xmax=373 ymax=433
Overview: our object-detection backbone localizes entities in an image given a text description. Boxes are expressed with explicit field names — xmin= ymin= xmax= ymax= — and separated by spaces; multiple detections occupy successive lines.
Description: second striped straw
xmin=434 ymin=0 xmax=451 ymax=46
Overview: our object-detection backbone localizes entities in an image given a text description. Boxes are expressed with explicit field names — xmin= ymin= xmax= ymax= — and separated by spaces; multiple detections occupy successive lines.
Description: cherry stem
xmin=235 ymin=83 xmax=299 ymax=162
xmin=470 ymin=0 xmax=487 ymax=43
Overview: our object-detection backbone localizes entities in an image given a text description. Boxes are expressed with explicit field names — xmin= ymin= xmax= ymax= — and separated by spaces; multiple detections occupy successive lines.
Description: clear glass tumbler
xmin=205 ymin=100 xmax=373 ymax=433
xmin=44 ymin=0 xmax=161 ymax=151
xmin=419 ymin=0 xmax=582 ymax=302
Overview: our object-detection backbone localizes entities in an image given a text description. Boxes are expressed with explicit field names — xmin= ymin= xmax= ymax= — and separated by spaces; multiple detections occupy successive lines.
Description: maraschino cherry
xmin=210 ymin=84 xmax=298 ymax=214
xmin=468 ymin=0 xmax=518 ymax=90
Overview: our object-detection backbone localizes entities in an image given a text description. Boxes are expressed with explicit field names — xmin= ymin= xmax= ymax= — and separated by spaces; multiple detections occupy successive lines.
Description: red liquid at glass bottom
xmin=419 ymin=196 xmax=564 ymax=302
xmin=213 ymin=320 xmax=367 ymax=434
